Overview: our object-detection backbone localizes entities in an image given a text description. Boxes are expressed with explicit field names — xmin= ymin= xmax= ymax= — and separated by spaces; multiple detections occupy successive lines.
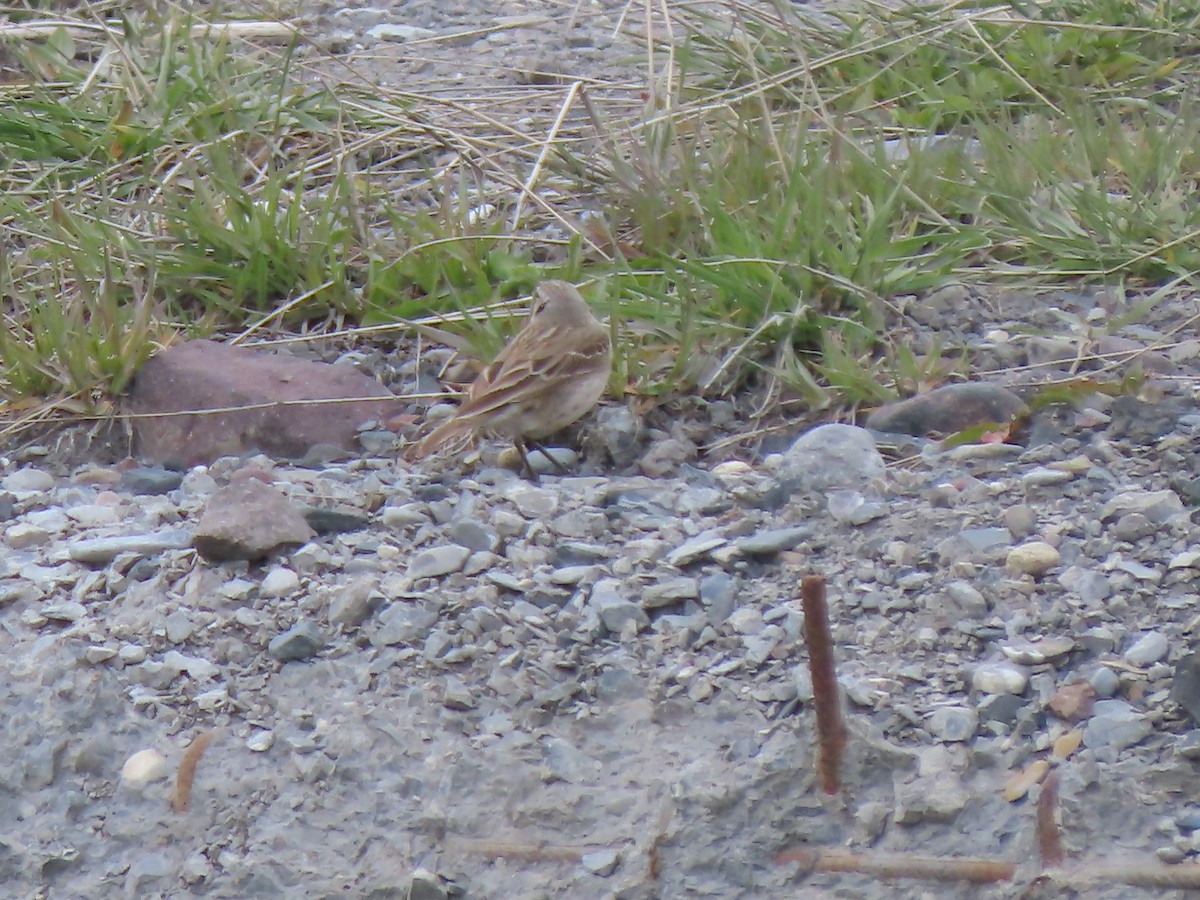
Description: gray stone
xmin=589 ymin=579 xmax=648 ymax=633
xmin=164 ymin=609 xmax=195 ymax=644
xmin=260 ymin=566 xmax=301 ymax=598
xmin=1000 ymin=636 xmax=1074 ymax=665
xmin=1089 ymin=666 xmax=1120 ymax=698
xmin=367 ymin=23 xmax=437 ymax=42
xmin=329 ymin=578 xmax=381 ymax=628
xmin=734 ymin=526 xmax=811 ymax=557
xmin=373 ymin=603 xmax=439 ymax=646
xmin=894 ymin=773 xmax=969 ymax=824
xmin=448 ymin=520 xmax=499 ymax=553
xmin=641 ymin=577 xmax=699 ymax=609
xmin=507 ymin=485 xmax=559 ymax=518
xmin=667 ymin=531 xmax=728 ymax=567
xmin=776 ymin=424 xmax=885 ymax=492
xmin=117 ymin=467 xmax=183 ymax=495
xmin=827 ymin=490 xmax=887 ymax=525
xmin=580 ymin=848 xmax=620 ymax=877
xmin=942 ymin=581 xmax=989 ymax=618
xmin=1083 ymin=699 xmax=1152 ymax=752
xmin=1124 ymin=631 xmax=1169 ymax=667
xmin=42 ymin=601 xmax=87 ymax=623
xmin=67 ymin=529 xmax=192 ymax=564
xmin=971 ymin=662 xmax=1028 ymax=695
xmin=423 ymin=629 xmax=454 ymax=661
xmin=164 ymin=651 xmax=218 ymax=681
xmin=700 ymin=572 xmax=737 ymax=624
xmin=406 ymin=545 xmax=470 ymax=580
xmin=268 ymin=619 xmax=326 ymax=662
xmin=977 ymin=692 xmax=1025 ymax=726
xmin=958 ymin=528 xmax=1011 ymax=551
xmin=596 ymin=667 xmax=644 ymax=702
xmin=1101 ymin=489 xmax=1184 ymax=524
xmin=927 ymin=706 xmax=978 ymax=742
xmin=1 ymin=467 xmax=54 ymax=493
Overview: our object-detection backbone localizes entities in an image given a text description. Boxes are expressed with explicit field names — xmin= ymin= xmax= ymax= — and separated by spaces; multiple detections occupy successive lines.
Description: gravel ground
xmin=6 ymin=4 xmax=1200 ymax=900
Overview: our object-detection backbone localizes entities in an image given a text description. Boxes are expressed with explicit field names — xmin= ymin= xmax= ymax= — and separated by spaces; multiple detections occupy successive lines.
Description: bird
xmin=404 ymin=280 xmax=612 ymax=476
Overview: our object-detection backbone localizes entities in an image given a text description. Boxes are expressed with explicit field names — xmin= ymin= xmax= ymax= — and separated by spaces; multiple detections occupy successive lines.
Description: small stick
xmin=1036 ymin=770 xmax=1064 ymax=867
xmin=171 ymin=729 xmax=218 ymax=813
xmin=775 ymin=847 xmax=1016 ymax=883
xmin=801 ymin=575 xmax=845 ymax=794
xmin=449 ymin=839 xmax=612 ymax=863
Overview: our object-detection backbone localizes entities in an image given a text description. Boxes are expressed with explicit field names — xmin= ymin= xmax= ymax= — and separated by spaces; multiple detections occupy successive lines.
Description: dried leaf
xmin=1052 ymin=729 xmax=1083 ymax=759
xmin=1003 ymin=759 xmax=1049 ymax=802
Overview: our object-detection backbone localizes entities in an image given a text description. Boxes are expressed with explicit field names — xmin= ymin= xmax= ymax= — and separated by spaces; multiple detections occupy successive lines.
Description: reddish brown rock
xmin=192 ymin=479 xmax=314 ymax=562
xmin=1046 ymin=681 xmax=1095 ymax=723
xmin=125 ymin=339 xmax=402 ymax=466
xmin=866 ymin=382 xmax=1027 ymax=437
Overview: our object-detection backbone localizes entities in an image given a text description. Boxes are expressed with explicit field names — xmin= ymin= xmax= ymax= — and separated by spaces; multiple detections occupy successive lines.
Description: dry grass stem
xmin=171 ymin=729 xmax=218 ymax=813
xmin=774 ymin=847 xmax=1016 ymax=883
xmin=1036 ymin=770 xmax=1065 ymax=867
xmin=801 ymin=574 xmax=845 ymax=795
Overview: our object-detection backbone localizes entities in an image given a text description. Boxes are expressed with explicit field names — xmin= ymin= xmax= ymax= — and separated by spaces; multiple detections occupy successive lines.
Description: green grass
xmin=2 ymin=0 xmax=1199 ymax=439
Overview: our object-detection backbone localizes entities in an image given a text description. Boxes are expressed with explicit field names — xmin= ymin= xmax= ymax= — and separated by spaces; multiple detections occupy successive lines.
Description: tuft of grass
xmin=559 ymin=0 xmax=1200 ymax=408
xmin=5 ymin=0 xmax=1200 ymax=442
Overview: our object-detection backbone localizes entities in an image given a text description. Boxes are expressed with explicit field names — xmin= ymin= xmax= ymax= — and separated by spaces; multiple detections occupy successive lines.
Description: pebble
xmin=667 ymin=531 xmax=728 ymax=567
xmin=589 ymin=580 xmax=648 ymax=633
xmin=67 ymin=529 xmax=192 ymax=563
xmin=734 ymin=526 xmax=811 ymax=557
xmin=1124 ymin=631 xmax=1169 ymax=666
xmin=2 ymin=467 xmax=55 ymax=492
xmin=971 ymin=662 xmax=1028 ymax=695
xmin=374 ymin=603 xmax=440 ymax=646
xmin=121 ymin=749 xmax=167 ymax=786
xmin=1005 ymin=541 xmax=1061 ymax=576
xmin=1083 ymin=699 xmax=1152 ymax=753
xmin=260 ymin=566 xmax=301 ymax=598
xmin=406 ymin=545 xmax=471 ymax=580
xmin=927 ymin=706 xmax=978 ymax=742
xmin=42 ymin=601 xmax=87 ymax=623
xmin=775 ymin=424 xmax=885 ymax=492
xmin=893 ymin=773 xmax=970 ymax=823
xmin=268 ymin=620 xmax=326 ymax=661
xmin=1089 ymin=666 xmax=1120 ymax=698
xmin=581 ymin=848 xmax=620 ymax=877
xmin=367 ymin=23 xmax=437 ymax=42
xmin=1000 ymin=636 xmax=1074 ymax=665
xmin=117 ymin=466 xmax=184 ymax=494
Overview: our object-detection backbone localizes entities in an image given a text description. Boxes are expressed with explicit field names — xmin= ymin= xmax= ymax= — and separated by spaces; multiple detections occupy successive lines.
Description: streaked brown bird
xmin=404 ymin=280 xmax=612 ymax=475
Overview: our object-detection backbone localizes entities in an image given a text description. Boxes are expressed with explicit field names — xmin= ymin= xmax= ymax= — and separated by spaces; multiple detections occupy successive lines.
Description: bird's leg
xmin=527 ymin=439 xmax=572 ymax=475
xmin=514 ymin=438 xmax=539 ymax=482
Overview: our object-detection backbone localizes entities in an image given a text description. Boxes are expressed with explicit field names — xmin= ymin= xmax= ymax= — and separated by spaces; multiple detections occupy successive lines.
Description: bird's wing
xmin=458 ymin=326 xmax=609 ymax=420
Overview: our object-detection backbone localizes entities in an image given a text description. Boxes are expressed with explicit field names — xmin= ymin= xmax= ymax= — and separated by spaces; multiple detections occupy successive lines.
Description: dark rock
xmin=866 ymin=382 xmax=1027 ymax=437
xmin=268 ymin=619 xmax=326 ymax=662
xmin=193 ymin=480 xmax=315 ymax=561
xmin=125 ymin=339 xmax=403 ymax=465
xmin=117 ymin=466 xmax=184 ymax=495
xmin=1170 ymin=652 xmax=1200 ymax=723
xmin=302 ymin=505 xmax=370 ymax=534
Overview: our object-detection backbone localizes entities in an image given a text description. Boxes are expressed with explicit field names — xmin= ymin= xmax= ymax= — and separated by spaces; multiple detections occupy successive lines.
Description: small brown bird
xmin=405 ymin=280 xmax=612 ymax=475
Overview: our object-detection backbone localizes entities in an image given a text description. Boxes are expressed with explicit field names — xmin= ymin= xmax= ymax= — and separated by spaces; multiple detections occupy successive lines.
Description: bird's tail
xmin=403 ymin=417 xmax=473 ymax=462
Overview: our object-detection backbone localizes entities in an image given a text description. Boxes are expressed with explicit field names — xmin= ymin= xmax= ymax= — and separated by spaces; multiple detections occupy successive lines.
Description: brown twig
xmin=775 ymin=847 xmax=1016 ymax=883
xmin=801 ymin=575 xmax=845 ymax=794
xmin=171 ymin=730 xmax=218 ymax=813
xmin=1036 ymin=770 xmax=1064 ymax=867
